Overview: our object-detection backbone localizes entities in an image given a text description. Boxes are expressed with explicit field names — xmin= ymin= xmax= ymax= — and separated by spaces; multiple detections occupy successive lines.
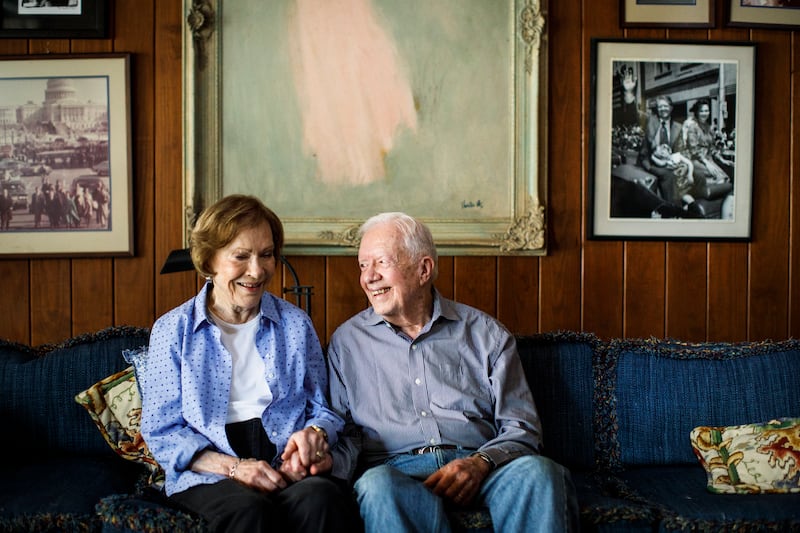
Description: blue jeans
xmin=354 ymin=448 xmax=578 ymax=533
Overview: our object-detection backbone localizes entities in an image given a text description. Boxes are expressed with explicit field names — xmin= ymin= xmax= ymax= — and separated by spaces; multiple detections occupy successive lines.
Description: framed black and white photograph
xmin=589 ymin=39 xmax=755 ymax=241
xmin=0 ymin=0 xmax=108 ymax=39
xmin=621 ymin=0 xmax=715 ymax=28
xmin=727 ymin=0 xmax=800 ymax=30
xmin=0 ymin=54 xmax=132 ymax=257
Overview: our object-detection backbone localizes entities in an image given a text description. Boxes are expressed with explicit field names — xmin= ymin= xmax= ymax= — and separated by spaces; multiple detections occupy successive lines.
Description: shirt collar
xmin=361 ymin=287 xmax=459 ymax=331
xmin=192 ymin=280 xmax=280 ymax=331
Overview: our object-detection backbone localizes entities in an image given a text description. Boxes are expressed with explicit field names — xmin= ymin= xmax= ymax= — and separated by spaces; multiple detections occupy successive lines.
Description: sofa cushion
xmin=517 ymin=332 xmax=599 ymax=470
xmin=598 ymin=338 xmax=800 ymax=469
xmin=616 ymin=466 xmax=800 ymax=530
xmin=0 ymin=455 xmax=143 ymax=519
xmin=74 ymin=365 xmax=164 ymax=488
xmin=571 ymin=471 xmax=659 ymax=531
xmin=0 ymin=326 xmax=151 ymax=456
xmin=96 ymin=492 xmax=207 ymax=533
xmin=690 ymin=417 xmax=800 ymax=494
xmin=0 ymin=513 xmax=94 ymax=532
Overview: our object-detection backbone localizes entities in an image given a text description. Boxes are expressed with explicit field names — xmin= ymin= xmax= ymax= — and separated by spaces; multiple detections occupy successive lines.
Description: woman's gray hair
xmin=359 ymin=212 xmax=439 ymax=280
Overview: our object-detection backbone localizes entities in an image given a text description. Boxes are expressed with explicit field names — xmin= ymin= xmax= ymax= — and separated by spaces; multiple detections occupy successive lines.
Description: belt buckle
xmin=415 ymin=445 xmax=435 ymax=455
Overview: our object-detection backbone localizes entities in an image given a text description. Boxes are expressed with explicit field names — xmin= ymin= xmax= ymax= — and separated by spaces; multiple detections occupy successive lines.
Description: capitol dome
xmin=44 ymin=78 xmax=77 ymax=103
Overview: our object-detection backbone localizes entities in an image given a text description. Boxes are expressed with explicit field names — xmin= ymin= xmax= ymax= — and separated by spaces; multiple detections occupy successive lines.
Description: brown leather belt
xmin=409 ymin=445 xmax=458 ymax=455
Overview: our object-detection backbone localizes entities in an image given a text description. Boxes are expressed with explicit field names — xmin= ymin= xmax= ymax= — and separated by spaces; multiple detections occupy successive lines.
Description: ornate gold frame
xmin=183 ymin=0 xmax=547 ymax=255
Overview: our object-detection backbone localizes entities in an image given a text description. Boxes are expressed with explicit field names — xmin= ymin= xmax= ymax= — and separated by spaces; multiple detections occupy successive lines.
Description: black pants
xmin=169 ymin=419 xmax=358 ymax=533
xmin=649 ymin=166 xmax=679 ymax=206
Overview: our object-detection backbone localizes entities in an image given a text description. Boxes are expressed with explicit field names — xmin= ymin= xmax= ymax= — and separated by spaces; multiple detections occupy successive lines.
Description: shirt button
xmin=415 ymin=378 xmax=421 ymax=385
xmin=421 ymin=411 xmax=427 ymax=417
xmin=430 ymin=438 xmax=436 ymax=444
xmin=411 ymin=345 xmax=418 ymax=351
xmin=272 ymin=431 xmax=278 ymax=437
xmin=268 ymin=373 xmax=274 ymax=379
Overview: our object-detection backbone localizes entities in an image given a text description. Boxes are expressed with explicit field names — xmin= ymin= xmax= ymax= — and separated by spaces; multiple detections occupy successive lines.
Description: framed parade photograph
xmin=727 ymin=0 xmax=800 ymax=30
xmin=0 ymin=54 xmax=133 ymax=257
xmin=183 ymin=0 xmax=548 ymax=255
xmin=588 ymin=39 xmax=755 ymax=241
xmin=0 ymin=0 xmax=108 ymax=39
xmin=621 ymin=0 xmax=715 ymax=28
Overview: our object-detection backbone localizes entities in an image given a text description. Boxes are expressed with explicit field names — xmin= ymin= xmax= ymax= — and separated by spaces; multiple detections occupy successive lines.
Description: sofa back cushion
xmin=601 ymin=338 xmax=800 ymax=469
xmin=516 ymin=332 xmax=598 ymax=470
xmin=0 ymin=327 xmax=151 ymax=456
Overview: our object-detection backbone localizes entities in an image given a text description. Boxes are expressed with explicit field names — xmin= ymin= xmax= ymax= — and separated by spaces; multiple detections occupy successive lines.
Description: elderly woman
xmin=140 ymin=195 xmax=354 ymax=532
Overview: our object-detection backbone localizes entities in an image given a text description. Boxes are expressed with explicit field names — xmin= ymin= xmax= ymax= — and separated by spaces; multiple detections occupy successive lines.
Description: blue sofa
xmin=1 ymin=327 xmax=798 ymax=532
xmin=0 ymin=327 xmax=205 ymax=533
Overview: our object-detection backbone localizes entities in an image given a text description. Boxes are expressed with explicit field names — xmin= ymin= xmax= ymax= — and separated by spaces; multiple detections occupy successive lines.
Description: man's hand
xmin=279 ymin=451 xmax=333 ymax=482
xmin=622 ymin=67 xmax=638 ymax=104
xmin=622 ymin=68 xmax=637 ymax=92
xmin=423 ymin=455 xmax=492 ymax=507
xmin=280 ymin=426 xmax=332 ymax=480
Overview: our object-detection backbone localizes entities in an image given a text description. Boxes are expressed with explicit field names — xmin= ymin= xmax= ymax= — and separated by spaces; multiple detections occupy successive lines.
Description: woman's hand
xmin=228 ymin=457 xmax=288 ymax=492
xmin=190 ymin=450 xmax=287 ymax=493
xmin=280 ymin=426 xmax=332 ymax=478
xmin=279 ymin=450 xmax=333 ymax=482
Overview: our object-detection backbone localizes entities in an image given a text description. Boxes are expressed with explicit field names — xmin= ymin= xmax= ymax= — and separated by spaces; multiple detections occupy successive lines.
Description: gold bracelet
xmin=309 ymin=424 xmax=328 ymax=442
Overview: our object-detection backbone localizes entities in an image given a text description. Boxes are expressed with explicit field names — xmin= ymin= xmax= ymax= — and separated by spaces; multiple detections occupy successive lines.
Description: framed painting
xmin=727 ymin=0 xmax=800 ymax=29
xmin=0 ymin=54 xmax=133 ymax=257
xmin=183 ymin=0 xmax=548 ymax=255
xmin=588 ymin=39 xmax=755 ymax=241
xmin=0 ymin=0 xmax=108 ymax=39
xmin=621 ymin=0 xmax=715 ymax=28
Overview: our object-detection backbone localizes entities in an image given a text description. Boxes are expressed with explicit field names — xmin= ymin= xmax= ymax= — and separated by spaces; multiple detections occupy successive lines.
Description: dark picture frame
xmin=589 ymin=39 xmax=756 ymax=241
xmin=727 ymin=0 xmax=800 ymax=30
xmin=0 ymin=0 xmax=108 ymax=39
xmin=621 ymin=0 xmax=715 ymax=28
xmin=0 ymin=54 xmax=133 ymax=257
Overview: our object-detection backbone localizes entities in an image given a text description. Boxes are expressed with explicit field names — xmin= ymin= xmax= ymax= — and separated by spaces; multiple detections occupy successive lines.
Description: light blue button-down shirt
xmin=327 ymin=290 xmax=542 ymax=481
xmin=140 ymin=282 xmax=343 ymax=495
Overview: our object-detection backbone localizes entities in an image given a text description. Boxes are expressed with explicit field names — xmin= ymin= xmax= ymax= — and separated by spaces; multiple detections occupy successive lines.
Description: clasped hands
xmin=227 ymin=426 xmax=330 ymax=493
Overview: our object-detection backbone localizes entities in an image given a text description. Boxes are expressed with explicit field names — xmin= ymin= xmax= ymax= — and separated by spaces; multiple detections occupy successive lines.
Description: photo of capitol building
xmin=0 ymin=77 xmax=108 ymax=145
xmin=0 ymin=76 xmax=112 ymax=233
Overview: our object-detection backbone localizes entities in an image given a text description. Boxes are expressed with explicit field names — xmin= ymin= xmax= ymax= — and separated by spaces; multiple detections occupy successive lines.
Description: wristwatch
xmin=310 ymin=424 xmax=328 ymax=442
xmin=471 ymin=451 xmax=495 ymax=471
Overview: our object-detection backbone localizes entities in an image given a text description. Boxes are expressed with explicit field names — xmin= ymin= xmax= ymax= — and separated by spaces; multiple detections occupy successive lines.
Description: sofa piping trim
xmin=595 ymin=336 xmax=800 ymax=473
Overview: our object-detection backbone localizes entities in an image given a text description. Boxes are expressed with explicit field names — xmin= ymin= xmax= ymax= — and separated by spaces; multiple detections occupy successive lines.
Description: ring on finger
xmin=315 ymin=450 xmax=324 ymax=458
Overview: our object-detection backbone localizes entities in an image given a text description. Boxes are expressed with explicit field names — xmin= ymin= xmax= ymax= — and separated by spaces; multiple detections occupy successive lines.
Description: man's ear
xmin=419 ymin=256 xmax=434 ymax=285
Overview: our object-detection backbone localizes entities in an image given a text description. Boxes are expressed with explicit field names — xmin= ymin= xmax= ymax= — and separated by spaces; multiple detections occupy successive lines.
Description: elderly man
xmin=327 ymin=212 xmax=577 ymax=533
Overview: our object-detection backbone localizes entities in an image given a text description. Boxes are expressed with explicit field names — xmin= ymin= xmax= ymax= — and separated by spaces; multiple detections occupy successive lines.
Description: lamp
xmin=160 ymin=248 xmax=313 ymax=315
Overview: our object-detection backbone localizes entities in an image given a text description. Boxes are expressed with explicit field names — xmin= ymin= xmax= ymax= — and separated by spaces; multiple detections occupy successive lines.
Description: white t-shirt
xmin=214 ymin=315 xmax=272 ymax=423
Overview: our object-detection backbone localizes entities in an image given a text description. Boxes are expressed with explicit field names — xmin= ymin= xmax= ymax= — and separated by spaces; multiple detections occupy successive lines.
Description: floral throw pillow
xmin=75 ymin=365 xmax=164 ymax=488
xmin=690 ymin=418 xmax=800 ymax=494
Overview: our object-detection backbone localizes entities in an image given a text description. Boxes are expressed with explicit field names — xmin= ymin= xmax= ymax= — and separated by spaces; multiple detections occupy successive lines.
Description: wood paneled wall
xmin=1 ymin=1 xmax=797 ymax=346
